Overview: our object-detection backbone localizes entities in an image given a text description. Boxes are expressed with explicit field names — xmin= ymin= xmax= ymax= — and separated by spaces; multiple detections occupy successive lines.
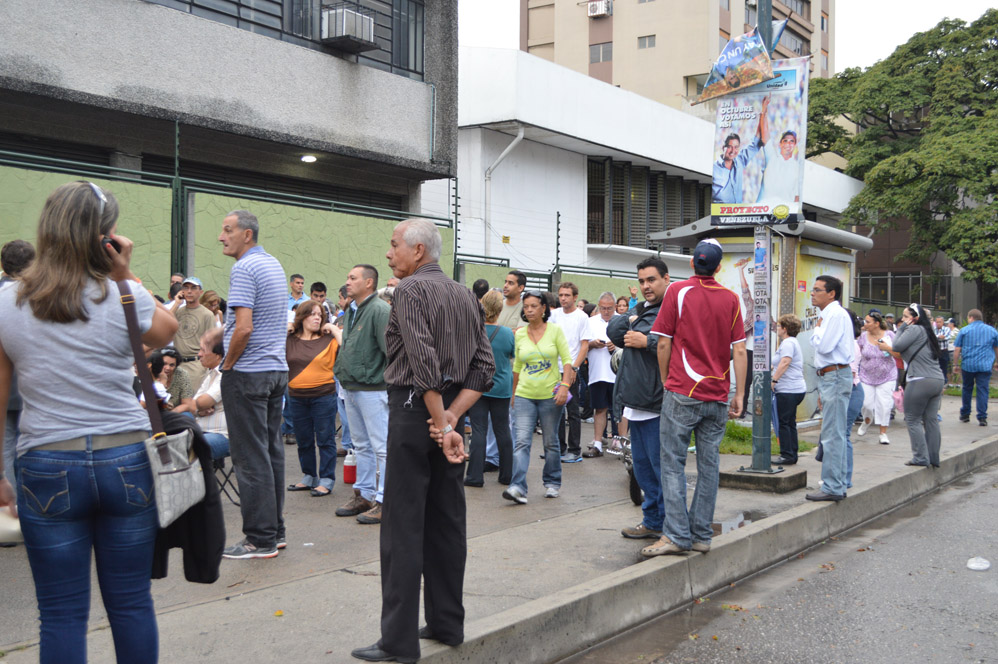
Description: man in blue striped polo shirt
xmin=218 ymin=210 xmax=290 ymax=559
xmin=953 ymin=309 xmax=998 ymax=427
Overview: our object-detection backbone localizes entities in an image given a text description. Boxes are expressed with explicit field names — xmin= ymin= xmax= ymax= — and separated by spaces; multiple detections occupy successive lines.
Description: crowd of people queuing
xmin=0 ymin=181 xmax=997 ymax=663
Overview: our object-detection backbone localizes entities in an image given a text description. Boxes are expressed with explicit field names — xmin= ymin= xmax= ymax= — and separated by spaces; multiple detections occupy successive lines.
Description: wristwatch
xmin=440 ymin=424 xmax=454 ymax=435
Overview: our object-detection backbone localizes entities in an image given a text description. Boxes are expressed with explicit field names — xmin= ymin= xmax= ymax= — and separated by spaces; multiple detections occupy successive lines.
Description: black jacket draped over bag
xmin=152 ymin=412 xmax=225 ymax=583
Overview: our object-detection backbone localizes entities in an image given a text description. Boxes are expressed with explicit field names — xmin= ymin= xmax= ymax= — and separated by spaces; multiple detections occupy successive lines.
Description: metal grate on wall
xmin=610 ymin=162 xmax=629 ymax=247
xmin=587 ymin=158 xmax=607 ymax=244
xmin=143 ymin=0 xmax=424 ymax=80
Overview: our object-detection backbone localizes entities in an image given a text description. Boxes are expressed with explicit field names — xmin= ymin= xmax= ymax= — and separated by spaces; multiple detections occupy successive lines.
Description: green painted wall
xmin=193 ymin=194 xmax=454 ymax=298
xmin=460 ymin=264 xmax=512 ymax=291
xmin=0 ymin=166 xmax=173 ymax=295
xmin=558 ymin=273 xmax=636 ymax=305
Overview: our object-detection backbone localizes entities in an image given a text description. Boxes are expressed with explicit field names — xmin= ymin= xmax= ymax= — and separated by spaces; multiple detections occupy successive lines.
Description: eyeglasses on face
xmin=810 ymin=287 xmax=826 ymax=293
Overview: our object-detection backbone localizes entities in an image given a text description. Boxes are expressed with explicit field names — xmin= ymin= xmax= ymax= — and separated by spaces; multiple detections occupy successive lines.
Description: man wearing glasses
xmin=807 ymin=275 xmax=854 ymax=501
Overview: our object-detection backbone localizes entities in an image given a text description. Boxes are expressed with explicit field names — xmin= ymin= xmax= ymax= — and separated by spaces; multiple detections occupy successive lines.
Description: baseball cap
xmin=946 ymin=317 xmax=957 ymax=325
xmin=182 ymin=276 xmax=203 ymax=288
xmin=885 ymin=313 xmax=895 ymax=319
xmin=693 ymin=239 xmax=723 ymax=273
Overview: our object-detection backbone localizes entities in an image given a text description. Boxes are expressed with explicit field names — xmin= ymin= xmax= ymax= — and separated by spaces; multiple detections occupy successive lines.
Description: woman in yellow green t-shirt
xmin=502 ymin=291 xmax=575 ymax=504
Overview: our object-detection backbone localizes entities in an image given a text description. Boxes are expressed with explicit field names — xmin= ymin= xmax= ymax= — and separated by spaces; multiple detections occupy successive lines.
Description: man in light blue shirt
xmin=219 ymin=210 xmax=290 ymax=560
xmin=953 ymin=309 xmax=998 ymax=426
xmin=712 ymin=96 xmax=768 ymax=204
xmin=808 ymin=275 xmax=854 ymax=502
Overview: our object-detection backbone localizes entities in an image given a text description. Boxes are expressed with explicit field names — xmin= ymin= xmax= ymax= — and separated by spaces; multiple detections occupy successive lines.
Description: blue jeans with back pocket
xmin=16 ymin=438 xmax=159 ymax=664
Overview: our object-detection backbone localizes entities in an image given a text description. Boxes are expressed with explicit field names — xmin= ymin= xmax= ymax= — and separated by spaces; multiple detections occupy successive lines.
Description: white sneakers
xmin=857 ymin=418 xmax=871 ymax=436
xmin=879 ymin=433 xmax=890 ymax=445
xmin=544 ymin=486 xmax=559 ymax=499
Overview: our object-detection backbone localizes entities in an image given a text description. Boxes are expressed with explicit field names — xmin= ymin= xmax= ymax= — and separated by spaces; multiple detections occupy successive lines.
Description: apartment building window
xmin=821 ymin=50 xmax=829 ymax=72
xmin=779 ymin=29 xmax=808 ymax=56
xmin=590 ymin=42 xmax=613 ymax=63
xmin=821 ymin=13 xmax=828 ymax=32
xmin=784 ymin=0 xmax=809 ymax=20
xmin=719 ymin=0 xmax=730 ymax=10
xmin=719 ymin=30 xmax=729 ymax=52
xmin=392 ymin=0 xmax=425 ymax=78
xmin=638 ymin=35 xmax=656 ymax=49
xmin=855 ymin=272 xmax=951 ymax=309
xmin=745 ymin=6 xmax=757 ymax=25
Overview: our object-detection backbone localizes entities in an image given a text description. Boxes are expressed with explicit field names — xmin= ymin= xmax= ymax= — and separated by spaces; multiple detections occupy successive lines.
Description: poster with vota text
xmin=710 ymin=57 xmax=810 ymax=225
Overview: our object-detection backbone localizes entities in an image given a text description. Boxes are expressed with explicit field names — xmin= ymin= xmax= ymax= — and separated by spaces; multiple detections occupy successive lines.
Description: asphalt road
xmin=563 ymin=463 xmax=998 ymax=664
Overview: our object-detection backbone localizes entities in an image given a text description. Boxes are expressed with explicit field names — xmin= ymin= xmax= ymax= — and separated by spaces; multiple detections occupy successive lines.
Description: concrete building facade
xmin=0 ymin=0 xmax=458 ymax=295
xmin=521 ymin=0 xmax=834 ymax=115
xmin=422 ymin=48 xmax=861 ymax=294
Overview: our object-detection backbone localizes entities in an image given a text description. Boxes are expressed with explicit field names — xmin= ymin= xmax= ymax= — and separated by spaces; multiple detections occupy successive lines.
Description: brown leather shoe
xmin=356 ymin=502 xmax=382 ymax=525
xmin=335 ymin=494 xmax=373 ymax=517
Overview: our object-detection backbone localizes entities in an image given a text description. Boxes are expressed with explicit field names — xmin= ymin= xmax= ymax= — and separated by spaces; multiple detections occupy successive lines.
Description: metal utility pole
xmin=742 ymin=0 xmax=778 ymax=476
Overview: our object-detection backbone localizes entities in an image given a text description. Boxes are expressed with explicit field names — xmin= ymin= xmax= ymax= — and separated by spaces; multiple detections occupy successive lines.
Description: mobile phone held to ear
xmin=102 ymin=235 xmax=122 ymax=253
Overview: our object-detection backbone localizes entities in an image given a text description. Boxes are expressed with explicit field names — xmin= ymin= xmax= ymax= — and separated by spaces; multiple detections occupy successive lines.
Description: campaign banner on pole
xmin=710 ymin=57 xmax=810 ymax=226
xmin=694 ymin=26 xmax=775 ymax=105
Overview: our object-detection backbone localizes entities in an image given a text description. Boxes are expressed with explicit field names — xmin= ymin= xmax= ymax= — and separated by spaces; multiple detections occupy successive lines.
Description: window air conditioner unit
xmin=746 ymin=0 xmax=757 ymax=6
xmin=320 ymin=5 xmax=378 ymax=53
xmin=588 ymin=0 xmax=611 ymax=19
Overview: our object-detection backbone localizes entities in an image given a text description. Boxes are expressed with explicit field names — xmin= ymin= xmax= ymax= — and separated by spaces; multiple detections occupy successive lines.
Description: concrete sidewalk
xmin=0 ymin=395 xmax=994 ymax=662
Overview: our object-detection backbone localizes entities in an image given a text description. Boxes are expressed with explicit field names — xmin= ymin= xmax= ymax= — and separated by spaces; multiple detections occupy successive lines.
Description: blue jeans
xmin=629 ymin=417 xmax=664 ymax=531
xmin=281 ymin=387 xmax=295 ymax=436
xmin=343 ymin=389 xmax=389 ymax=504
xmin=4 ymin=410 xmax=18 ymax=493
xmin=816 ymin=367 xmax=852 ymax=496
xmin=960 ymin=370 xmax=992 ymax=422
xmin=485 ymin=414 xmax=499 ymax=466
xmin=337 ymin=390 xmax=353 ymax=450
xmin=511 ymin=396 xmax=562 ymax=496
xmin=17 ymin=439 xmax=158 ymax=664
xmin=202 ymin=432 xmax=230 ymax=460
xmin=659 ymin=391 xmax=728 ymax=549
xmin=288 ymin=393 xmax=338 ymax=490
xmin=845 ymin=382 xmax=864 ymax=487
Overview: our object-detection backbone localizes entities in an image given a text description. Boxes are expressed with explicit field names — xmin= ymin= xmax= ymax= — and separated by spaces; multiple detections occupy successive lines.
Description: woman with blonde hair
xmin=465 ymin=290 xmax=515 ymax=487
xmin=200 ymin=289 xmax=225 ymax=326
xmin=0 ymin=181 xmax=177 ymax=662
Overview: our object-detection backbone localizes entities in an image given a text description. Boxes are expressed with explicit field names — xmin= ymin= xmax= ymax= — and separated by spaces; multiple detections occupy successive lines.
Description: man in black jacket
xmin=607 ymin=257 xmax=670 ymax=541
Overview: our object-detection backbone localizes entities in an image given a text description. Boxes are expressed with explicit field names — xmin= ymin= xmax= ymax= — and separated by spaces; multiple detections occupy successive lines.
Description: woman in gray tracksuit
xmin=876 ymin=304 xmax=945 ymax=467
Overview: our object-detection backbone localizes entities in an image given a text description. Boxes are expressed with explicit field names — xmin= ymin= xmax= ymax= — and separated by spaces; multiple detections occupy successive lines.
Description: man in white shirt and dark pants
xmin=583 ymin=292 xmax=619 ymax=457
xmin=808 ymin=275 xmax=854 ymax=502
xmin=550 ymin=282 xmax=589 ymax=463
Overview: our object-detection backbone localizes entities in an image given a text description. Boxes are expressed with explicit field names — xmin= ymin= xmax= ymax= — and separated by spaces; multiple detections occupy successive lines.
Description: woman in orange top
xmin=286 ymin=300 xmax=341 ymax=496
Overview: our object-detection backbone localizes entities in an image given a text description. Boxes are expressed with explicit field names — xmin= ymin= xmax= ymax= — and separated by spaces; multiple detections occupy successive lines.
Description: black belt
xmin=181 ymin=356 xmax=198 ymax=363
xmin=816 ymin=364 xmax=850 ymax=376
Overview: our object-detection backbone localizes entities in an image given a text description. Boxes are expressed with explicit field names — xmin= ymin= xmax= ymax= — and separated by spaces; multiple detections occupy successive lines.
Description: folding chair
xmin=203 ymin=433 xmax=239 ymax=506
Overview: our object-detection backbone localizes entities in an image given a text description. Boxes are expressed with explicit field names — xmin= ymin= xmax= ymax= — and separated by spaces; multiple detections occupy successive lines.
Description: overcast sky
xmin=460 ymin=1 xmax=995 ymax=73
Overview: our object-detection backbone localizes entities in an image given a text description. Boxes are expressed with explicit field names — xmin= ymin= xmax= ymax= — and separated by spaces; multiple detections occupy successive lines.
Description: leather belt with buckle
xmin=816 ymin=364 xmax=850 ymax=376
xmin=35 ymin=430 xmax=150 ymax=452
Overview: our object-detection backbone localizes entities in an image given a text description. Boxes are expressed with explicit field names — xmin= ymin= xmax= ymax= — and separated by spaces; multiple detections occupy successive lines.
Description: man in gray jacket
xmin=607 ymin=257 xmax=670 ymax=541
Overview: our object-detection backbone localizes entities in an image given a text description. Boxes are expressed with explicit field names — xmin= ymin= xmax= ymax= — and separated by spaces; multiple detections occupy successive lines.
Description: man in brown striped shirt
xmin=351 ymin=219 xmax=495 ymax=664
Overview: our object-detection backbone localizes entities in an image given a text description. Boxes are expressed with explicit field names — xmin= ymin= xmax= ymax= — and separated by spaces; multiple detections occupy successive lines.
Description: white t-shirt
xmin=757 ymin=142 xmax=800 ymax=205
xmin=587 ymin=314 xmax=617 ymax=384
xmin=772 ymin=336 xmax=806 ymax=393
xmin=549 ymin=307 xmax=589 ymax=367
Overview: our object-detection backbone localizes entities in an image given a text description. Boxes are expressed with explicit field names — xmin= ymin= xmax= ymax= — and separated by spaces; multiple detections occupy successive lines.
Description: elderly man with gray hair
xmin=217 ymin=210 xmax=290 ymax=560
xmin=352 ymin=218 xmax=495 ymax=664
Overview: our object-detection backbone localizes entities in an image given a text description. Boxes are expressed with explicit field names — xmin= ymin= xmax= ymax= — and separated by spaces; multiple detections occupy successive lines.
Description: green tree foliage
xmin=808 ymin=10 xmax=998 ymax=312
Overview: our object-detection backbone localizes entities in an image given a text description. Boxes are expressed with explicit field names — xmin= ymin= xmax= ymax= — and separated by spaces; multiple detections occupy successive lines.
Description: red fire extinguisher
xmin=343 ymin=449 xmax=357 ymax=484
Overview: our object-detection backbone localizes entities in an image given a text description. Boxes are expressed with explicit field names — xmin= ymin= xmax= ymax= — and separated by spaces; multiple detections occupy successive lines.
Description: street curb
xmin=420 ymin=434 xmax=998 ymax=664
